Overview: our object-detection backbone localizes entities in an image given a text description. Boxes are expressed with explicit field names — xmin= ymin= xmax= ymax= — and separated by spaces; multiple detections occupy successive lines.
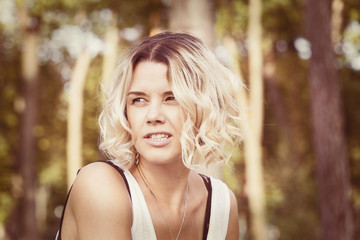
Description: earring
xmin=135 ymin=152 xmax=140 ymax=165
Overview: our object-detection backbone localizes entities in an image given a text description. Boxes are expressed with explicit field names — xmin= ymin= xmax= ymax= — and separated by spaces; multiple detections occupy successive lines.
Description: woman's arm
xmin=62 ymin=162 xmax=133 ymax=240
xmin=226 ymin=189 xmax=240 ymax=240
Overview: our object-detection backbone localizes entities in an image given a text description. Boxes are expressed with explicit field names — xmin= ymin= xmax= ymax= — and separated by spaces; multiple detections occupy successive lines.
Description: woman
xmin=57 ymin=32 xmax=243 ymax=240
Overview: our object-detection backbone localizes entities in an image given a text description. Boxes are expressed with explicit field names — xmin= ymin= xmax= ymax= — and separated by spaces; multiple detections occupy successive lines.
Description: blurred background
xmin=0 ymin=0 xmax=359 ymax=239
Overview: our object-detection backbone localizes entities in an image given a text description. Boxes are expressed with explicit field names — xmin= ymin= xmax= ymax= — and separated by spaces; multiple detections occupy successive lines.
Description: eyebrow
xmin=127 ymin=91 xmax=146 ymax=96
xmin=127 ymin=91 xmax=174 ymax=96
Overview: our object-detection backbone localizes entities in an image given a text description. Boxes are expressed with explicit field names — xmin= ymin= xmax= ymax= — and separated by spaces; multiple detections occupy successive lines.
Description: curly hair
xmin=99 ymin=32 xmax=244 ymax=169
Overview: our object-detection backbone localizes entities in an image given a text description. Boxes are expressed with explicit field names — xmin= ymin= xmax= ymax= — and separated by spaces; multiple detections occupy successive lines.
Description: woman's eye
xmin=132 ymin=97 xmax=146 ymax=104
xmin=165 ymin=96 xmax=176 ymax=102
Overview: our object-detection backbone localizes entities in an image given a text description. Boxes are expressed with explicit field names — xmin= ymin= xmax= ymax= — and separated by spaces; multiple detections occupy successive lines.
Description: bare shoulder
xmin=64 ymin=161 xmax=132 ymax=240
xmin=72 ymin=161 xmax=131 ymax=204
xmin=226 ymin=188 xmax=239 ymax=240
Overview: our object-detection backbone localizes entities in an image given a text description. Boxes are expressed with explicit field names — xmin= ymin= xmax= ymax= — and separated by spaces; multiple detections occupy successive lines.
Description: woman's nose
xmin=146 ymin=101 xmax=165 ymax=124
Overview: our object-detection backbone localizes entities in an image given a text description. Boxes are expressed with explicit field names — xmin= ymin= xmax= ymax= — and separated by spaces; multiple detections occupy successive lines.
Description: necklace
xmin=137 ymin=165 xmax=189 ymax=240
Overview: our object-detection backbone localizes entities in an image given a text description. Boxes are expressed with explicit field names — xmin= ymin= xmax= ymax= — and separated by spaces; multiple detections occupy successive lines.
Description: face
xmin=126 ymin=61 xmax=185 ymax=165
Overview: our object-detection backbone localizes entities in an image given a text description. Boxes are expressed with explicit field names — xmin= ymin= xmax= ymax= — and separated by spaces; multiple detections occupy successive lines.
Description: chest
xmin=143 ymin=189 xmax=208 ymax=240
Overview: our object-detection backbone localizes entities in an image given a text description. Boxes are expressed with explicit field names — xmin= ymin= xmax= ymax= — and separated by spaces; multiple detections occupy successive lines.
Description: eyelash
xmin=130 ymin=96 xmax=176 ymax=104
xmin=165 ymin=96 xmax=176 ymax=101
xmin=131 ymin=97 xmax=146 ymax=104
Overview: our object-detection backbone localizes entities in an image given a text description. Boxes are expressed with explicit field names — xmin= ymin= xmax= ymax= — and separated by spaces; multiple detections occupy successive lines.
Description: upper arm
xmin=226 ymin=189 xmax=239 ymax=240
xmin=67 ymin=162 xmax=132 ymax=240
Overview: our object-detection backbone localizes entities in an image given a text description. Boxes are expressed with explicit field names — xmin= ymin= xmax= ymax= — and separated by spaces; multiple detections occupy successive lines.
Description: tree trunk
xmin=246 ymin=0 xmax=267 ymax=239
xmin=99 ymin=11 xmax=119 ymax=160
xmin=331 ymin=0 xmax=344 ymax=44
xmin=66 ymin=49 xmax=91 ymax=189
xmin=305 ymin=0 xmax=353 ymax=239
xmin=169 ymin=0 xmax=221 ymax=179
xmin=101 ymin=12 xmax=119 ymax=89
xmin=222 ymin=34 xmax=251 ymax=239
xmin=18 ymin=7 xmax=40 ymax=240
xmin=149 ymin=7 xmax=161 ymax=36
xmin=169 ymin=0 xmax=216 ymax=49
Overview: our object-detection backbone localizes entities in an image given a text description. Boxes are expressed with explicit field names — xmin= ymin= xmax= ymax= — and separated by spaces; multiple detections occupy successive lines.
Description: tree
xmin=17 ymin=6 xmax=40 ymax=240
xmin=101 ymin=11 xmax=119 ymax=89
xmin=66 ymin=48 xmax=92 ymax=189
xmin=169 ymin=0 xmax=225 ymax=180
xmin=331 ymin=0 xmax=344 ymax=44
xmin=305 ymin=0 xmax=353 ymax=239
xmin=169 ymin=0 xmax=216 ymax=49
xmin=244 ymin=0 xmax=267 ymax=239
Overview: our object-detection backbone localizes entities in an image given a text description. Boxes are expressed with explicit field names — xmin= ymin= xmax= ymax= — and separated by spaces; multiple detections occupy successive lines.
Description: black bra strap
xmin=56 ymin=160 xmax=132 ymax=240
xmin=200 ymin=174 xmax=212 ymax=240
xmin=100 ymin=160 xmax=132 ymax=199
xmin=56 ymin=184 xmax=73 ymax=240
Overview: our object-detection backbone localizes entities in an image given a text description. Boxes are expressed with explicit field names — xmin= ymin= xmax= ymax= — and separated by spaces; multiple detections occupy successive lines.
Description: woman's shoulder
xmin=64 ymin=161 xmax=133 ymax=239
xmin=71 ymin=161 xmax=131 ymax=203
xmin=70 ymin=162 xmax=131 ymax=218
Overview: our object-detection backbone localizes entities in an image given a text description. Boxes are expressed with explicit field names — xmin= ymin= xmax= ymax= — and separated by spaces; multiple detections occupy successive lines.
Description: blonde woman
xmin=56 ymin=32 xmax=243 ymax=240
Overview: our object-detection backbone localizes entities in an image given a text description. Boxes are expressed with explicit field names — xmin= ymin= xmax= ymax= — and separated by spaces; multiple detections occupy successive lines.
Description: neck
xmin=132 ymin=158 xmax=190 ymax=208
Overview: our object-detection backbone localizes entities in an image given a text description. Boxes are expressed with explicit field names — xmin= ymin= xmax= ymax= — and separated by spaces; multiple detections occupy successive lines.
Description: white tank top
xmin=122 ymin=168 xmax=231 ymax=240
xmin=56 ymin=160 xmax=231 ymax=240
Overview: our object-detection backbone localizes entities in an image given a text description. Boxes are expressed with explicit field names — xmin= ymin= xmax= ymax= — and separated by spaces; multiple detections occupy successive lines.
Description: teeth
xmin=149 ymin=134 xmax=169 ymax=141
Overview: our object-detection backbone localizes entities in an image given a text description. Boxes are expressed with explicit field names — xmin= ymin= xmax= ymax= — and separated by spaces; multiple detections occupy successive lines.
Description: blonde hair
xmin=99 ymin=32 xmax=243 ymax=169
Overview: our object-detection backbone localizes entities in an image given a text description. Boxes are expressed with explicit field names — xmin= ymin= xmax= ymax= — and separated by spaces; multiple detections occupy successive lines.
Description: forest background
xmin=0 ymin=0 xmax=359 ymax=239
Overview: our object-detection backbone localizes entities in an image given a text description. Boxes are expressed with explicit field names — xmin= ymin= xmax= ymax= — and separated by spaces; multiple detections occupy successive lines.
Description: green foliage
xmin=16 ymin=0 xmax=63 ymax=15
xmin=342 ymin=67 xmax=360 ymax=235
xmin=262 ymin=0 xmax=304 ymax=40
xmin=344 ymin=0 xmax=360 ymax=23
xmin=0 ymin=29 xmax=22 ymax=233
xmin=82 ymin=56 xmax=103 ymax=164
xmin=35 ymin=63 xmax=67 ymax=188
xmin=262 ymin=51 xmax=317 ymax=240
xmin=216 ymin=0 xmax=248 ymax=38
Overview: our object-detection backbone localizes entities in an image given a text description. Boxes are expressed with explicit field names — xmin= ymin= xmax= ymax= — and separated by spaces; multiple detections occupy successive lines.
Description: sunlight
xmin=294 ymin=37 xmax=311 ymax=60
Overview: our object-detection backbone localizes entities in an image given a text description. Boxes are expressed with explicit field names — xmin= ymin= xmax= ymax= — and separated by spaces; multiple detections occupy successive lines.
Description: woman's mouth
xmin=148 ymin=133 xmax=170 ymax=142
xmin=144 ymin=132 xmax=172 ymax=146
